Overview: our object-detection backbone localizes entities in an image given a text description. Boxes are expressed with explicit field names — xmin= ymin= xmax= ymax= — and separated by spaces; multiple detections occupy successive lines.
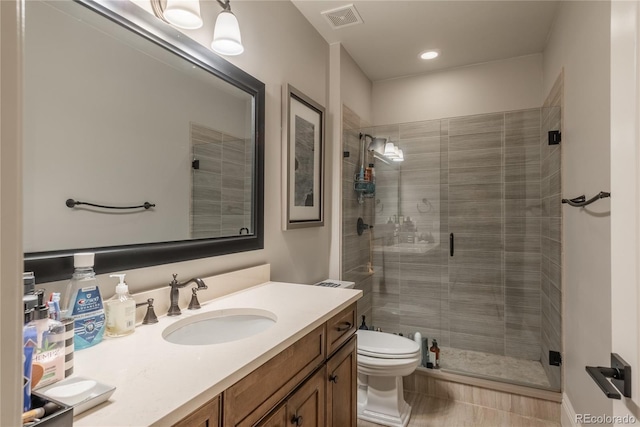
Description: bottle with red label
xmin=62 ymin=253 xmax=105 ymax=350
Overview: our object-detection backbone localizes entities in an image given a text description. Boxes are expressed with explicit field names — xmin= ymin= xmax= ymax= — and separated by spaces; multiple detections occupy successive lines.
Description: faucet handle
xmin=136 ymin=298 xmax=158 ymax=324
xmin=188 ymin=287 xmax=202 ymax=310
xmin=171 ymin=273 xmax=178 ymax=284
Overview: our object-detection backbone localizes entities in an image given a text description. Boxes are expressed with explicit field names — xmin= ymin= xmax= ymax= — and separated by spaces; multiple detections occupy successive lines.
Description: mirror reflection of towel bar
xmin=66 ymin=199 xmax=155 ymax=210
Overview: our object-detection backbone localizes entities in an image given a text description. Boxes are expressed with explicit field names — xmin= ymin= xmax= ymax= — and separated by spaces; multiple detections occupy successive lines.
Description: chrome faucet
xmin=167 ymin=274 xmax=207 ymax=316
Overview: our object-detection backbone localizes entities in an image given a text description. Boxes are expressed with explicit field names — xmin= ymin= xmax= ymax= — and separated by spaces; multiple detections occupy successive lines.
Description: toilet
xmin=357 ymin=330 xmax=421 ymax=427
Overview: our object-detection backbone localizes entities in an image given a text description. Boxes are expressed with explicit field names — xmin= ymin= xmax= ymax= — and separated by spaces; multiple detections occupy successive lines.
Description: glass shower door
xmin=364 ymin=107 xmax=561 ymax=391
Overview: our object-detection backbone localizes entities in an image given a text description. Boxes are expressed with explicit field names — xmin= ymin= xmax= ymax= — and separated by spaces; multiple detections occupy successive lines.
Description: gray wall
xmin=543 ymin=0 xmax=611 ymax=415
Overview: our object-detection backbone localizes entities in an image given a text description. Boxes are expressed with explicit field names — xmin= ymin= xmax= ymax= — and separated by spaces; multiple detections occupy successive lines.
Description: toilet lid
xmin=357 ymin=330 xmax=421 ymax=359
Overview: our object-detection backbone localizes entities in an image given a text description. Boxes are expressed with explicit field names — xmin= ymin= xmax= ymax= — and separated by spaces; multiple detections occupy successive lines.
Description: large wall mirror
xmin=23 ymin=0 xmax=265 ymax=282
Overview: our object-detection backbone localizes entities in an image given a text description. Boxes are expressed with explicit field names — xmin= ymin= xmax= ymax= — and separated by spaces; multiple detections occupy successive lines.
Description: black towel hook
xmin=562 ymin=191 xmax=610 ymax=208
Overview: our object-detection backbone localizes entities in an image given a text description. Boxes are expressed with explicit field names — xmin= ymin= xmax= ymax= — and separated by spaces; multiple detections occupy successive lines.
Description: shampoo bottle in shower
xmin=430 ymin=339 xmax=440 ymax=368
xmin=413 ymin=332 xmax=424 ymax=366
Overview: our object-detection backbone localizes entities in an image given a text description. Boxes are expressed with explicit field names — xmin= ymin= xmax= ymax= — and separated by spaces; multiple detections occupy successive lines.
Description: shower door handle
xmin=450 ymin=233 xmax=454 ymax=257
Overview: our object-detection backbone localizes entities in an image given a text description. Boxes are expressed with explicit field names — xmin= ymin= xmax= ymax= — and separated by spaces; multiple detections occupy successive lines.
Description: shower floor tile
xmin=438 ymin=346 xmax=551 ymax=388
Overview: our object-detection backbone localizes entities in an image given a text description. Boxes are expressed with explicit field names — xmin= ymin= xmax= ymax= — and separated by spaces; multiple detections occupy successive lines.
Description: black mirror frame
xmin=23 ymin=0 xmax=265 ymax=283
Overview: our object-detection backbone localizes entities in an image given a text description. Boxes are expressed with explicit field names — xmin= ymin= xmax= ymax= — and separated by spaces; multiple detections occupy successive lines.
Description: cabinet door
xmin=326 ymin=335 xmax=357 ymax=427
xmin=224 ymin=325 xmax=325 ymax=427
xmin=286 ymin=366 xmax=326 ymax=427
xmin=173 ymin=395 xmax=220 ymax=427
xmin=257 ymin=404 xmax=287 ymax=427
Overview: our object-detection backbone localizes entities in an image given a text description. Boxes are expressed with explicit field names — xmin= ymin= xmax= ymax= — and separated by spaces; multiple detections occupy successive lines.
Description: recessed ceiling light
xmin=420 ymin=50 xmax=439 ymax=60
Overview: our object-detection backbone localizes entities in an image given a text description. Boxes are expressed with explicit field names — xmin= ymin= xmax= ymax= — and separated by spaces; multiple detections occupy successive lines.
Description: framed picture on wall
xmin=283 ymin=84 xmax=325 ymax=230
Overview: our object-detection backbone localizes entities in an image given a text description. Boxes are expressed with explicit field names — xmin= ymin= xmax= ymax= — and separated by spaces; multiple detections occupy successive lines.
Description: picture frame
xmin=283 ymin=84 xmax=325 ymax=229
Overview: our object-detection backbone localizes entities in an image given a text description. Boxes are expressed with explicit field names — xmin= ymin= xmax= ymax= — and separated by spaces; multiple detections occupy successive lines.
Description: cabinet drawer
xmin=326 ymin=303 xmax=356 ymax=356
xmin=223 ymin=325 xmax=326 ymax=427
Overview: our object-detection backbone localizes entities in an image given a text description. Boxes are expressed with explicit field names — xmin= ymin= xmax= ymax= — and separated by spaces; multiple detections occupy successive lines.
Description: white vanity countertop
xmin=71 ymin=281 xmax=362 ymax=427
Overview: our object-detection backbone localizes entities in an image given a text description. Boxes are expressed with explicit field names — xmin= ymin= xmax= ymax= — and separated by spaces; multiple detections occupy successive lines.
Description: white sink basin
xmin=162 ymin=308 xmax=277 ymax=346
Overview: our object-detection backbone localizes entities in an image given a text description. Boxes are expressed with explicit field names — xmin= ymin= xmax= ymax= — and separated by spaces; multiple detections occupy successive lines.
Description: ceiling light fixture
xmin=211 ymin=0 xmax=244 ymax=56
xmin=162 ymin=0 xmax=203 ymax=30
xmin=420 ymin=50 xmax=439 ymax=60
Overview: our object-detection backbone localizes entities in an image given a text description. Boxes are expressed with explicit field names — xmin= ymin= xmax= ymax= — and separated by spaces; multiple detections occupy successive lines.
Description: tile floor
xmin=357 ymin=392 xmax=561 ymax=427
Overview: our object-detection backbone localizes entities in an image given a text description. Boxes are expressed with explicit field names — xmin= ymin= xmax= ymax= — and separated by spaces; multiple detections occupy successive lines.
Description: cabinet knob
xmin=329 ymin=374 xmax=339 ymax=383
xmin=291 ymin=415 xmax=303 ymax=426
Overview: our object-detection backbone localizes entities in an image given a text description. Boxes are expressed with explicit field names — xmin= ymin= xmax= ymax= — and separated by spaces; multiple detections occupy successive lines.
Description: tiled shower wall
xmin=191 ymin=123 xmax=252 ymax=238
xmin=540 ymin=73 xmax=563 ymax=390
xmin=342 ymin=106 xmax=374 ymax=324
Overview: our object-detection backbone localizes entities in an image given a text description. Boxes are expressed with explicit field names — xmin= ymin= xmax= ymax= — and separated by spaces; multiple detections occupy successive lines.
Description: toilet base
xmin=357 ymin=374 xmax=412 ymax=427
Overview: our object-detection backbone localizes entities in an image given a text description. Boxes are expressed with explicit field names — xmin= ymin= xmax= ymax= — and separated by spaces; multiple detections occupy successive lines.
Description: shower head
xmin=360 ymin=133 xmax=388 ymax=154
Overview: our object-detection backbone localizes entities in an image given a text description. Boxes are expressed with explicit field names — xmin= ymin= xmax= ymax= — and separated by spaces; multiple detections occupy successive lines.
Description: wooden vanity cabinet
xmin=254 ymin=404 xmax=287 ymax=427
xmin=223 ymin=325 xmax=325 ymax=427
xmin=173 ymin=395 xmax=220 ymax=427
xmin=326 ymin=335 xmax=357 ymax=427
xmin=257 ymin=366 xmax=326 ymax=427
xmin=216 ymin=303 xmax=357 ymax=427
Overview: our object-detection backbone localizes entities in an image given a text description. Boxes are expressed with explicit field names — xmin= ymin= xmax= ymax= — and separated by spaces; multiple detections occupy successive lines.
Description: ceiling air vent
xmin=321 ymin=4 xmax=363 ymax=29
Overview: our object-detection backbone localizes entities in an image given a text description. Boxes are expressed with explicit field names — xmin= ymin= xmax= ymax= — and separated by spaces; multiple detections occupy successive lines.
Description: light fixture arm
xmin=216 ymin=0 xmax=232 ymax=11
xmin=150 ymin=0 xmax=169 ymax=24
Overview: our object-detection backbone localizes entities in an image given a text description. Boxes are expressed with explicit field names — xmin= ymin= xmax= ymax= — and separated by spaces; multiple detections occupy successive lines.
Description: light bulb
xmin=163 ymin=0 xmax=203 ymax=30
xmin=420 ymin=50 xmax=439 ymax=60
xmin=211 ymin=10 xmax=244 ymax=56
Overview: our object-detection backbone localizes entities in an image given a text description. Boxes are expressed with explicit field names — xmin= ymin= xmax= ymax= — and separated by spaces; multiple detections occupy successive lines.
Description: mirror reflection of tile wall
xmin=191 ymin=123 xmax=252 ymax=238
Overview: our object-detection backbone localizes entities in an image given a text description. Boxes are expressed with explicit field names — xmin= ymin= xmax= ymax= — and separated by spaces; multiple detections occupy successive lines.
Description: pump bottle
xmin=105 ymin=274 xmax=136 ymax=337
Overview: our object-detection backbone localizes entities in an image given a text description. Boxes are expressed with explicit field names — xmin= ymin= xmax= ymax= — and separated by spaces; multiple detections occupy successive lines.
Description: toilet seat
xmin=357 ymin=330 xmax=420 ymax=359
xmin=357 ymin=353 xmax=421 ymax=377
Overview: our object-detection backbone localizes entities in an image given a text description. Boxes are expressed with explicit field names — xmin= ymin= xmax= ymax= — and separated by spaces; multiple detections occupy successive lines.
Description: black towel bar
xmin=66 ymin=198 xmax=155 ymax=210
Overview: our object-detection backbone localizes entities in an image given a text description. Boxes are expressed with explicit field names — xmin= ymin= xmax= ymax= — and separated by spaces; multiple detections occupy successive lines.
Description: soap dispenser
xmin=105 ymin=274 xmax=136 ymax=337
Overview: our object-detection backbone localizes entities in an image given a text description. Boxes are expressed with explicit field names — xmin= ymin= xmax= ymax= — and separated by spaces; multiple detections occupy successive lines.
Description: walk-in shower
xmin=342 ymin=103 xmax=562 ymax=392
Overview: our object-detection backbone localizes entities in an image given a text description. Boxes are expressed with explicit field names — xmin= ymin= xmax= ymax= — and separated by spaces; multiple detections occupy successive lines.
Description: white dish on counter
xmin=36 ymin=376 xmax=115 ymax=415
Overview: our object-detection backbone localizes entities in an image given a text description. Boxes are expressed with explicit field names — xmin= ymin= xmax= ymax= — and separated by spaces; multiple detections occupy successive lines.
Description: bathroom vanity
xmin=71 ymin=274 xmax=360 ymax=427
